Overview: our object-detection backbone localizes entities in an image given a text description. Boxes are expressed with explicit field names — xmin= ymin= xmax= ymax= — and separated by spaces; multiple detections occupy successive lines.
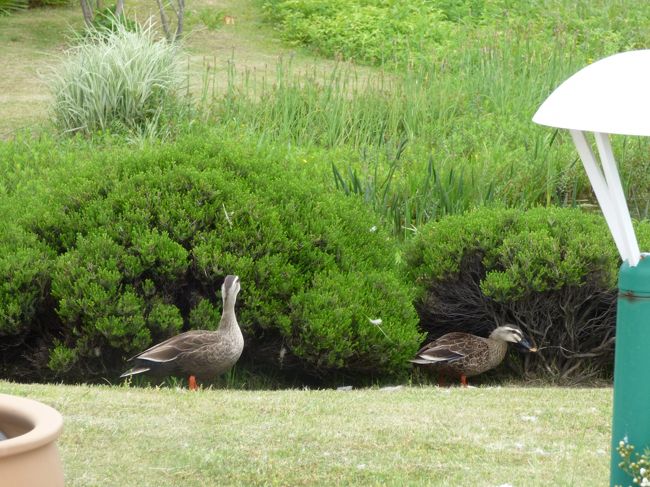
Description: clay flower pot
xmin=0 ymin=393 xmax=64 ymax=487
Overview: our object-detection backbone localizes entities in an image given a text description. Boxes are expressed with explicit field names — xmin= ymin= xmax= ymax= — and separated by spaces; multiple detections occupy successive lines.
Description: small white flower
xmin=521 ymin=415 xmax=537 ymax=422
xmin=357 ymin=464 xmax=367 ymax=470
xmin=369 ymin=226 xmax=377 ymax=233
xmin=642 ymin=468 xmax=647 ymax=476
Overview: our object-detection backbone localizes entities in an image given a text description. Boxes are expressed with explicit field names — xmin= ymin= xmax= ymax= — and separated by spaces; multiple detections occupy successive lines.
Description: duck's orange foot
xmin=189 ymin=375 xmax=198 ymax=391
xmin=460 ymin=375 xmax=468 ymax=387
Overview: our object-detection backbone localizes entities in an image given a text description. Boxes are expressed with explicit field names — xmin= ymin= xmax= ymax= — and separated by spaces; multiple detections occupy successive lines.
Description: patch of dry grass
xmin=0 ymin=382 xmax=612 ymax=486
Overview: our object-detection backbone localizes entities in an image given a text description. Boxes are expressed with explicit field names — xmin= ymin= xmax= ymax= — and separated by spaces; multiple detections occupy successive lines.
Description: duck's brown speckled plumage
xmin=121 ymin=275 xmax=244 ymax=382
xmin=410 ymin=325 xmax=535 ymax=379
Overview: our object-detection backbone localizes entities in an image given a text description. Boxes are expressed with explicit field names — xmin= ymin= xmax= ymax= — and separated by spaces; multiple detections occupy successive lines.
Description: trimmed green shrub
xmin=0 ymin=223 xmax=53 ymax=335
xmin=0 ymin=129 xmax=422 ymax=383
xmin=405 ymin=206 xmax=646 ymax=382
xmin=49 ymin=23 xmax=187 ymax=138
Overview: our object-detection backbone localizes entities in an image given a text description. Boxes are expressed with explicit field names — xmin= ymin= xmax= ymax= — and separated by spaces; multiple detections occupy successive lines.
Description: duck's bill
xmin=515 ymin=337 xmax=537 ymax=353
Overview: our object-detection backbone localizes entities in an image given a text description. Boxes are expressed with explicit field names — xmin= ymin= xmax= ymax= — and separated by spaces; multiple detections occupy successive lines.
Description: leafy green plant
xmin=188 ymin=6 xmax=225 ymax=31
xmin=404 ymin=206 xmax=648 ymax=382
xmin=89 ymin=5 xmax=138 ymax=35
xmin=0 ymin=128 xmax=421 ymax=383
xmin=261 ymin=0 xmax=650 ymax=68
xmin=49 ymin=22 xmax=188 ymax=138
xmin=262 ymin=0 xmax=452 ymax=66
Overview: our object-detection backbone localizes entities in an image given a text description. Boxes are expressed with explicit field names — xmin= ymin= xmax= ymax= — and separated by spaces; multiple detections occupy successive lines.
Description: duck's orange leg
xmin=189 ymin=375 xmax=198 ymax=391
xmin=460 ymin=375 xmax=468 ymax=387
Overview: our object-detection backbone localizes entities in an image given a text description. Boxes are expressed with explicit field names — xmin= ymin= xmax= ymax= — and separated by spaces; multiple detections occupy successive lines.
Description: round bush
xmin=0 ymin=130 xmax=422 ymax=382
xmin=405 ymin=206 xmax=650 ymax=382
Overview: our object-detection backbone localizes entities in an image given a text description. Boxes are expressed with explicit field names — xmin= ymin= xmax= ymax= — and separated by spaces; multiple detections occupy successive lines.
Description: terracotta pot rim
xmin=0 ymin=393 xmax=63 ymax=458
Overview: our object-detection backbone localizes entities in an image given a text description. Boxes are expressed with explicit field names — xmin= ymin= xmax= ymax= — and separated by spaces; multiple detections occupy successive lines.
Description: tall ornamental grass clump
xmin=50 ymin=23 xmax=186 ymax=137
xmin=405 ymin=206 xmax=650 ymax=383
xmin=0 ymin=129 xmax=422 ymax=384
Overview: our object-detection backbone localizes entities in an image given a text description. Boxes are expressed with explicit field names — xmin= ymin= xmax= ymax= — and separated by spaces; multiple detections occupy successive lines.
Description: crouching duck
xmin=121 ymin=275 xmax=244 ymax=390
xmin=410 ymin=325 xmax=536 ymax=386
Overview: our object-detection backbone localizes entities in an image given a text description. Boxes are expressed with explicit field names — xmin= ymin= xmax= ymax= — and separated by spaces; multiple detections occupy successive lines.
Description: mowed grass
xmin=1 ymin=382 xmax=611 ymax=486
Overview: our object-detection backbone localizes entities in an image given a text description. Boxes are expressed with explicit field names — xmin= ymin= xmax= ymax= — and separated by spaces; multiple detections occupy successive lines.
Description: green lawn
xmin=1 ymin=382 xmax=612 ymax=486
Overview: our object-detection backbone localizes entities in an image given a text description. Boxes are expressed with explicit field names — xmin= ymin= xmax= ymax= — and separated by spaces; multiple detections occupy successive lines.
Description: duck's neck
xmin=218 ymin=300 xmax=239 ymax=330
xmin=489 ymin=339 xmax=509 ymax=363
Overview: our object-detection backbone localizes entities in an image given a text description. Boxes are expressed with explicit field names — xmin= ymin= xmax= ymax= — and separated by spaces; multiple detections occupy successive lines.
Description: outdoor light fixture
xmin=533 ymin=49 xmax=650 ymax=486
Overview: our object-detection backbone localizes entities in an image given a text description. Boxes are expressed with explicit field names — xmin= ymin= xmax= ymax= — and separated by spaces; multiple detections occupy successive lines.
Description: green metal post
xmin=611 ymin=256 xmax=650 ymax=486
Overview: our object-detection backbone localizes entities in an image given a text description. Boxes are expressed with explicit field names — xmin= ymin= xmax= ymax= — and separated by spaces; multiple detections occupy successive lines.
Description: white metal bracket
xmin=570 ymin=129 xmax=640 ymax=266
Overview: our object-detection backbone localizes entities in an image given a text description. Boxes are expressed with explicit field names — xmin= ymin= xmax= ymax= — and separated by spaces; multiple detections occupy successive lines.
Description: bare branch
xmin=174 ymin=0 xmax=184 ymax=42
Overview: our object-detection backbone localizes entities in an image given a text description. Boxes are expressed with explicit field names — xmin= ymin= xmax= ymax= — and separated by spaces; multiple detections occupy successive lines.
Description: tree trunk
xmin=155 ymin=0 xmax=172 ymax=42
xmin=80 ymin=0 xmax=94 ymax=27
xmin=173 ymin=0 xmax=184 ymax=42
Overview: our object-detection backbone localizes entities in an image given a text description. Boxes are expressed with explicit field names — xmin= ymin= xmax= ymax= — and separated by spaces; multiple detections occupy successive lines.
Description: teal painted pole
xmin=611 ymin=256 xmax=650 ymax=486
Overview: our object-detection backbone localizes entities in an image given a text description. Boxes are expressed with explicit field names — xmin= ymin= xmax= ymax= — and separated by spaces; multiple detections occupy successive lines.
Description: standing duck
xmin=121 ymin=275 xmax=244 ymax=390
xmin=410 ymin=325 xmax=536 ymax=386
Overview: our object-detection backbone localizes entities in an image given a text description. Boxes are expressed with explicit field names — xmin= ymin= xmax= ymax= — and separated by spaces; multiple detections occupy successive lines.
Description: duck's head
xmin=489 ymin=325 xmax=537 ymax=352
xmin=222 ymin=275 xmax=241 ymax=307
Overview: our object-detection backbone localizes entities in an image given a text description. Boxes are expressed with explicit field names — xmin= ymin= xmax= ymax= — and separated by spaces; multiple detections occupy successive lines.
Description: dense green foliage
xmin=89 ymin=6 xmax=138 ymax=35
xmin=262 ymin=0 xmax=452 ymax=65
xmin=0 ymin=130 xmax=422 ymax=382
xmin=49 ymin=24 xmax=187 ymax=138
xmin=220 ymin=0 xmax=650 ymax=236
xmin=405 ymin=206 xmax=650 ymax=381
xmin=262 ymin=0 xmax=650 ymax=67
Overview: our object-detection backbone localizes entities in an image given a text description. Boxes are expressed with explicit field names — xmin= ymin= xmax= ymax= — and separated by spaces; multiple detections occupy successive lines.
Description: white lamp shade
xmin=533 ymin=49 xmax=650 ymax=136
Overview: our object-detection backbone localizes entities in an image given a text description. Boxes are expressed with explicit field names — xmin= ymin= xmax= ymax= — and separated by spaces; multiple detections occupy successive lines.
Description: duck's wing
xmin=128 ymin=330 xmax=213 ymax=363
xmin=410 ymin=332 xmax=486 ymax=365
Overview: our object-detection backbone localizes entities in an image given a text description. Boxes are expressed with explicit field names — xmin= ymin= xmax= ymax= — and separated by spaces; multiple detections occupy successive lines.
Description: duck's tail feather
xmin=410 ymin=351 xmax=464 ymax=365
xmin=120 ymin=366 xmax=151 ymax=378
